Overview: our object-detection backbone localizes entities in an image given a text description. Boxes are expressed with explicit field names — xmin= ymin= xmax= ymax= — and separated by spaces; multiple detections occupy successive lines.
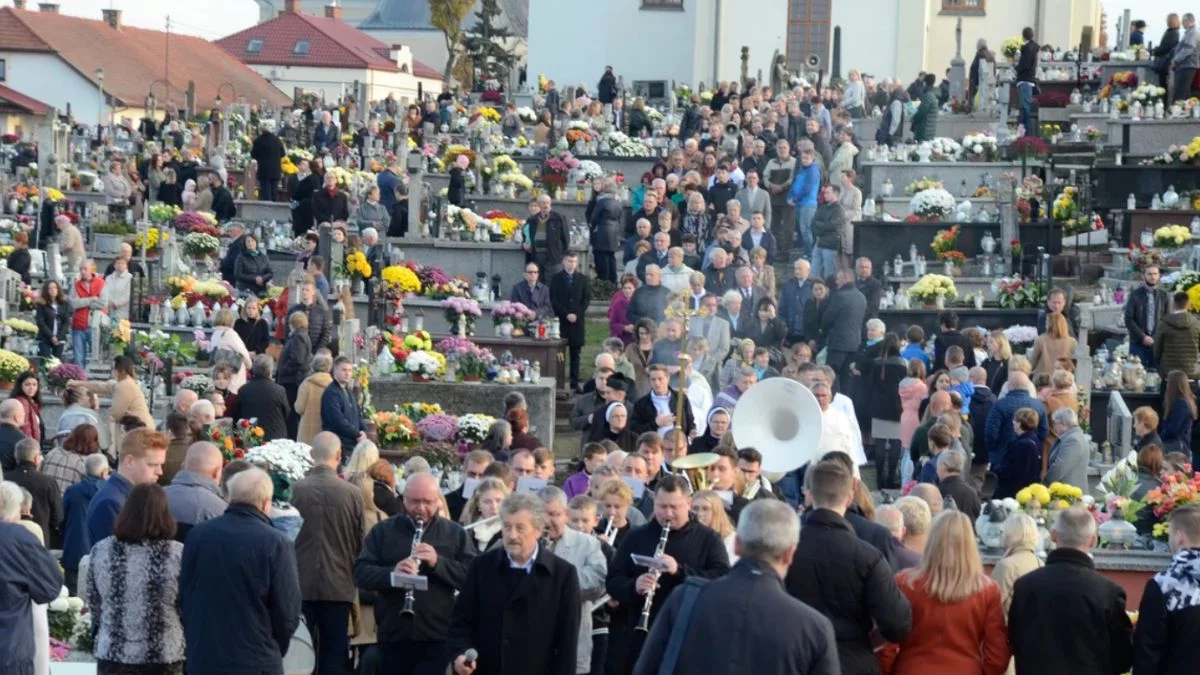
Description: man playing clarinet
xmin=605 ymin=475 xmax=730 ymax=675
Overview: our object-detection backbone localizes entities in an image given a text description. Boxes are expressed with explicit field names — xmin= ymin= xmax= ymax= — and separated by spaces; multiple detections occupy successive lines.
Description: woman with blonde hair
xmin=984 ymin=331 xmax=1014 ymax=392
xmin=749 ymin=247 xmax=776 ymax=299
xmin=209 ymin=308 xmax=253 ymax=390
xmin=990 ymin=512 xmax=1041 ymax=675
xmin=881 ymin=511 xmax=1009 ymax=674
xmin=1028 ymin=313 xmax=1076 ymax=375
xmin=691 ymin=490 xmax=737 ymax=563
xmin=1040 ymin=369 xmax=1078 ymax=474
xmin=344 ymin=439 xmax=381 ymax=479
xmin=459 ymin=476 xmax=508 ymax=551
xmin=719 ymin=338 xmax=756 ymax=389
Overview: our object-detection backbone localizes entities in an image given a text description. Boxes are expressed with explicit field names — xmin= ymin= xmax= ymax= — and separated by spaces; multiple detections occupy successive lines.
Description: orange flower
xmin=223 ymin=437 xmax=234 ymax=450
xmin=252 ymin=427 xmax=264 ymax=438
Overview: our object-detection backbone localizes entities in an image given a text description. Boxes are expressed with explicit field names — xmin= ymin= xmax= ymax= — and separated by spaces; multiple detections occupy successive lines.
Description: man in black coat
xmin=630 ymin=365 xmax=696 ymax=438
xmin=820 ymin=269 xmax=867 ymax=383
xmin=229 ymin=356 xmax=291 ymax=441
xmin=1015 ymin=27 xmax=1039 ymax=136
xmin=636 ymin=232 xmax=671 ymax=283
xmin=705 ymin=163 xmax=739 ymax=216
xmin=1009 ymin=506 xmax=1133 ymax=675
xmin=854 ymin=257 xmax=883 ymax=322
xmin=635 ymin=500 xmax=839 ymax=675
xmin=530 ymin=194 xmax=570 ymax=277
xmin=0 ymin=400 xmax=28 ymax=472
xmin=311 ymin=173 xmax=350 ymax=229
xmin=1123 ymin=264 xmax=1168 ymax=370
xmin=289 ymin=163 xmax=321 ymax=236
xmin=286 ymin=280 xmax=333 ymax=352
xmin=607 ymin=475 xmax=730 ymax=675
xmin=509 ymin=262 xmax=553 ymax=317
xmin=445 ymin=451 xmax=493 ymax=522
xmin=7 ymin=440 xmax=63 ymax=544
xmin=934 ymin=449 xmax=981 ymax=525
xmin=0 ymin=507 xmax=63 ymax=672
xmin=356 ymin=472 xmax=476 ymax=674
xmin=590 ymin=185 xmax=625 ymax=283
xmin=932 ymin=310 xmax=976 ymax=369
xmin=785 ymin=461 xmax=911 ymax=675
xmin=1134 ymin=506 xmax=1200 ymax=675
xmin=447 ymin=493 xmax=581 ymax=675
xmin=550 ymin=252 xmax=591 ymax=391
xmin=251 ymin=123 xmax=285 ymax=202
xmin=598 ymin=66 xmax=618 ymax=104
xmin=180 ymin=468 xmax=302 ymax=674
xmin=208 ymin=173 xmax=237 ymax=223
xmin=966 ymin=367 xmax=996 ymax=490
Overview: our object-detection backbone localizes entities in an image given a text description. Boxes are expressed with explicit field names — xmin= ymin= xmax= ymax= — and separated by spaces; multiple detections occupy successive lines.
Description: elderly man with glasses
xmin=510 ymin=263 xmax=553 ymax=317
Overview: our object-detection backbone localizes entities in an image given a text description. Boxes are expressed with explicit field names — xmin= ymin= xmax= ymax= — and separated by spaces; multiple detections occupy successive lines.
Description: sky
xmin=6 ymin=0 xmax=1188 ymax=44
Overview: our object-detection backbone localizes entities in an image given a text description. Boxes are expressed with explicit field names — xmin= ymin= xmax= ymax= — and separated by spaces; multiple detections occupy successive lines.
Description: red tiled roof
xmin=0 ymin=83 xmax=50 ymax=115
xmin=216 ymin=11 xmax=443 ymax=81
xmin=0 ymin=7 xmax=289 ymax=109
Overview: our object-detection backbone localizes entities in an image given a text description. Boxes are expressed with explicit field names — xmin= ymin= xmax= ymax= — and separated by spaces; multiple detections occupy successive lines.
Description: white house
xmin=527 ymin=0 xmax=787 ymax=94
xmin=0 ymin=3 xmax=288 ymax=127
xmin=217 ymin=0 xmax=443 ymax=106
xmin=831 ymin=0 xmax=1103 ymax=81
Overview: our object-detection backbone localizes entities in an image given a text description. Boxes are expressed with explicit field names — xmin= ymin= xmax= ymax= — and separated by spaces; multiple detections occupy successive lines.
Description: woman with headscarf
xmin=181 ymin=179 xmax=198 ymax=211
xmin=690 ymin=406 xmax=731 ymax=455
xmin=588 ymin=402 xmax=638 ymax=452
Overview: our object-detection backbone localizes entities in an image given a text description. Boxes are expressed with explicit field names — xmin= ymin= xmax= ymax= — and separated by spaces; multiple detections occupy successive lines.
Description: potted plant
xmin=0 ymin=349 xmax=30 ymax=390
xmin=46 ymin=361 xmax=87 ymax=394
xmin=907 ymin=274 xmax=958 ymax=309
xmin=182 ymin=232 xmax=220 ymax=260
xmin=404 ymin=350 xmax=443 ymax=382
xmin=93 ymin=222 xmax=135 ymax=255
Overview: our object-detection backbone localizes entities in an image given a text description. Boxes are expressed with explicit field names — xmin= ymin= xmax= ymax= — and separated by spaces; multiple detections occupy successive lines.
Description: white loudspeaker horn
xmin=730 ymin=378 xmax=824 ymax=474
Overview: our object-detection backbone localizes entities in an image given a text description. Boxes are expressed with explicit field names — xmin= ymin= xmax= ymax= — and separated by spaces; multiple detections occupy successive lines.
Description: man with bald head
xmin=909 ymin=483 xmax=944 ymax=517
xmin=628 ymin=264 xmax=670 ymax=325
xmin=181 ymin=467 xmax=301 ymax=673
xmin=875 ymin=505 xmax=919 ymax=570
xmin=292 ymin=431 xmax=363 ymax=675
xmin=356 ymin=470 xmax=476 ymax=674
xmin=164 ymin=441 xmax=228 ymax=541
xmin=0 ymin=398 xmax=27 ymax=472
xmin=985 ymin=371 xmax=1048 ymax=473
xmin=530 ymin=193 xmax=569 ymax=277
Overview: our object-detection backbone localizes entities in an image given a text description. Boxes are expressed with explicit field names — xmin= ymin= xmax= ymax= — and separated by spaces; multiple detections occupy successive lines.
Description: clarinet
xmin=400 ymin=518 xmax=424 ymax=617
xmin=635 ymin=523 xmax=671 ymax=633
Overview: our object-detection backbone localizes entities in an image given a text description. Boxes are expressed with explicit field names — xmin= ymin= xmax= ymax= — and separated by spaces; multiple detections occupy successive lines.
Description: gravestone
xmin=949 ymin=17 xmax=967 ymax=102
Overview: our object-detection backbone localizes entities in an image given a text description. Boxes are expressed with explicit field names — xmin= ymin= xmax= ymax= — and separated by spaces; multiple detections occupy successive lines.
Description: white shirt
xmin=684 ymin=374 xmax=714 ymax=436
xmin=507 ymin=543 xmax=539 ymax=574
xmin=831 ymin=393 xmax=865 ymax=464
xmin=817 ymin=405 xmax=868 ymax=467
xmin=651 ymin=392 xmax=674 ymax=436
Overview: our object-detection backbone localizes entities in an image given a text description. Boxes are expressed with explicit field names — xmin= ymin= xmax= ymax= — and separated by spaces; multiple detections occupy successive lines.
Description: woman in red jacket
xmin=880 ymin=511 xmax=1010 ymax=675
xmin=9 ymin=370 xmax=43 ymax=443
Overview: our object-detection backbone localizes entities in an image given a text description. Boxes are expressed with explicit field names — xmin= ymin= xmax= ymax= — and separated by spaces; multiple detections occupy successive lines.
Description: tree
xmin=429 ymin=0 xmax=475 ymax=85
xmin=462 ymin=0 xmax=516 ymax=87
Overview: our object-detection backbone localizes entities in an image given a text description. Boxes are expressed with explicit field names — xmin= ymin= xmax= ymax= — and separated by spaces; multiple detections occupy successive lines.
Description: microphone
xmin=464 ymin=648 xmax=479 ymax=668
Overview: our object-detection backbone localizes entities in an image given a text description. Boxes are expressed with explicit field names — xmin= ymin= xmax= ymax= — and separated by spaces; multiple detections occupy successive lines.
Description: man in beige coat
xmin=55 ymin=215 xmax=85 ymax=273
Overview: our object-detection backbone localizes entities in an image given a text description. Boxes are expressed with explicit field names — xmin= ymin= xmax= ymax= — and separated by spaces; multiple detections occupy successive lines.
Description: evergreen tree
xmin=462 ymin=0 xmax=516 ymax=86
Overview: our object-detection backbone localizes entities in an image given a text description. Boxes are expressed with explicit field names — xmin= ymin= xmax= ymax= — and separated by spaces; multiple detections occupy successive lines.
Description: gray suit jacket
xmin=1044 ymin=427 xmax=1089 ymax=491
xmin=1173 ymin=26 xmax=1199 ymax=68
xmin=691 ymin=315 xmax=732 ymax=363
xmin=552 ymin=528 xmax=608 ymax=674
xmin=736 ymin=186 xmax=772 ymax=227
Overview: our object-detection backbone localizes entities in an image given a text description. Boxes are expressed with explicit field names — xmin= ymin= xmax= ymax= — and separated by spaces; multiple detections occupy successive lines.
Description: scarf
xmin=1156 ymin=548 xmax=1200 ymax=612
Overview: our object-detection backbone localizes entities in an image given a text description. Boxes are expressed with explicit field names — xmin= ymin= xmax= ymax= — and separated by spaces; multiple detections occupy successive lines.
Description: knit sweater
xmin=87 ymin=538 xmax=186 ymax=665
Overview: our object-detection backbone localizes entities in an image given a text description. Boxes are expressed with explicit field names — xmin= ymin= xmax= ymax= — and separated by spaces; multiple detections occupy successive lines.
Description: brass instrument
xmin=670 ymin=452 xmax=720 ymax=492
xmin=635 ymin=523 xmax=671 ymax=633
xmin=400 ymin=518 xmax=424 ymax=616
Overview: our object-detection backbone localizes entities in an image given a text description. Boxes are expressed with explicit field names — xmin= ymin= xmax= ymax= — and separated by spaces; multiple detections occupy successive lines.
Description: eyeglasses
xmin=524 ymin=269 xmax=538 ymax=275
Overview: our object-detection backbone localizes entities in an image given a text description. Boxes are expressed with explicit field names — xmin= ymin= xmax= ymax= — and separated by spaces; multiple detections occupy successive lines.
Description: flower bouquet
xmin=991 ymin=276 xmax=1045 ymax=309
xmin=440 ymin=297 xmax=482 ymax=335
xmin=1132 ymin=83 xmax=1167 ymax=106
xmin=373 ymin=409 xmax=419 ymax=447
xmin=457 ymin=413 xmax=496 ymax=444
xmin=961 ymin=133 xmax=999 ymax=161
xmin=133 ymin=227 xmax=168 ymax=255
xmin=179 ymin=373 xmax=214 ymax=396
xmin=47 ymin=585 xmax=91 ymax=656
xmin=907 ymin=274 xmax=958 ymax=304
xmin=1001 ymin=36 xmax=1022 ymax=60
xmin=4 ymin=318 xmax=35 ymax=335
xmin=245 ymin=438 xmax=314 ymax=503
xmin=46 ymin=362 xmax=86 ymax=391
xmin=0 ymin=349 xmax=29 ymax=384
xmin=1011 ymin=136 xmax=1049 ymax=159
xmin=182 ymin=232 xmax=220 ymax=258
xmin=173 ymin=211 xmax=218 ymax=233
xmin=148 ymin=203 xmax=182 ymax=224
xmin=397 ymin=401 xmax=444 ymax=423
xmin=925 ymin=137 xmax=963 ymax=161
xmin=381 ymin=265 xmax=422 ymax=294
xmin=1129 ymin=244 xmax=1166 ymax=273
xmin=905 ymin=177 xmax=943 ymax=196
xmin=569 ymin=159 xmax=604 ymax=185
xmin=1155 ymin=224 xmax=1192 ymax=249
xmin=1144 ymin=465 xmax=1200 ymax=538
xmin=493 ymin=300 xmax=537 ymax=328
xmin=931 ymin=224 xmax=960 ymax=258
xmin=1085 ymin=126 xmax=1103 ymax=141
xmin=417 ymin=413 xmax=459 ymax=443
xmin=910 ymin=189 xmax=956 ymax=220
xmin=1003 ymin=325 xmax=1038 ymax=353
xmin=405 ymin=350 xmax=445 ymax=380
xmin=341 ymin=250 xmax=373 ymax=280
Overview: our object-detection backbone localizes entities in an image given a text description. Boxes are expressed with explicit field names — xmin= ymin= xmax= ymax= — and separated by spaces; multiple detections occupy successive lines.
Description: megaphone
xmin=730 ymin=378 xmax=824 ymax=474
xmin=806 ymin=54 xmax=822 ymax=69
xmin=724 ymin=121 xmax=739 ymax=136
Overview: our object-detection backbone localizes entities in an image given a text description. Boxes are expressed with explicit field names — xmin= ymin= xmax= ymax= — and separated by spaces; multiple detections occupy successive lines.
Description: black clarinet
xmin=635 ymin=523 xmax=671 ymax=632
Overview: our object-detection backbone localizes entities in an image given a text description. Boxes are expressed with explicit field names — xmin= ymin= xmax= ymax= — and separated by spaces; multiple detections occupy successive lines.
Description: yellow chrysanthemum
xmin=381 ymin=265 xmax=421 ymax=293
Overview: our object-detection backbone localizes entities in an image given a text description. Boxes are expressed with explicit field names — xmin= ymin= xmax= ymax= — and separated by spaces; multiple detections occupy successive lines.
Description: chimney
xmin=102 ymin=8 xmax=122 ymax=29
xmin=283 ymin=0 xmax=300 ymax=14
xmin=324 ymin=1 xmax=341 ymax=20
xmin=37 ymin=3 xmax=59 ymax=12
xmin=13 ymin=0 xmax=26 ymax=10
